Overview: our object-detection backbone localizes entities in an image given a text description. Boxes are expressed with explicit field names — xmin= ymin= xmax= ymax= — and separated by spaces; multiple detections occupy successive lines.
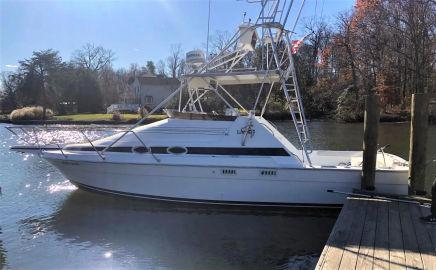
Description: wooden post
xmin=431 ymin=178 xmax=435 ymax=217
xmin=362 ymin=92 xmax=380 ymax=191
xmin=409 ymin=93 xmax=429 ymax=195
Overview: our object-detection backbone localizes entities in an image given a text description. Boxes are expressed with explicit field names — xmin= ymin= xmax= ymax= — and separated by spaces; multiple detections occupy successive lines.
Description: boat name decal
xmin=237 ymin=128 xmax=255 ymax=136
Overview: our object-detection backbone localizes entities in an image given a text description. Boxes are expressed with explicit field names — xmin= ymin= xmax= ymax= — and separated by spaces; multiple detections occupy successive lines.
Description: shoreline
xmin=0 ymin=118 xmax=415 ymax=126
xmin=0 ymin=118 xmax=155 ymax=125
xmin=1 ymin=113 xmax=433 ymax=125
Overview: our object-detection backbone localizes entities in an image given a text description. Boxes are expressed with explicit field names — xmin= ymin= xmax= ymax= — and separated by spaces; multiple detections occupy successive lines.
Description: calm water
xmin=0 ymin=121 xmax=435 ymax=270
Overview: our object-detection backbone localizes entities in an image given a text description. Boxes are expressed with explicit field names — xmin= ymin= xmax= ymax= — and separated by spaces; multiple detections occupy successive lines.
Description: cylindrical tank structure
xmin=186 ymin=50 xmax=206 ymax=67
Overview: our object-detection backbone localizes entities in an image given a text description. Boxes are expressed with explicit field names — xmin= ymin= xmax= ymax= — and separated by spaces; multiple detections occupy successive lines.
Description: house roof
xmin=133 ymin=75 xmax=180 ymax=86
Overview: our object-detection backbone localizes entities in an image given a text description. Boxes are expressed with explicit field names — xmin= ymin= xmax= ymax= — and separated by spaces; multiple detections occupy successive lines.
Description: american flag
xmin=291 ymin=40 xmax=303 ymax=54
xmin=291 ymin=34 xmax=310 ymax=54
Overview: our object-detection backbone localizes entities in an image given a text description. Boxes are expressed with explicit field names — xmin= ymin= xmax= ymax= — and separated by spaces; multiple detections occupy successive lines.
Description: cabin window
xmin=132 ymin=146 xmax=149 ymax=154
xmin=167 ymin=146 xmax=187 ymax=154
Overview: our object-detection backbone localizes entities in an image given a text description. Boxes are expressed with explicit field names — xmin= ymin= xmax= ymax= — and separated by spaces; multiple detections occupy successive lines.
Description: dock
xmin=316 ymin=197 xmax=435 ymax=270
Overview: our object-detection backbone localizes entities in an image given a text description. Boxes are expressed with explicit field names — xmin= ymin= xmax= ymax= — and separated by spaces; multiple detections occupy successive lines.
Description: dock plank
xmin=410 ymin=204 xmax=435 ymax=270
xmin=398 ymin=202 xmax=424 ymax=269
xmin=338 ymin=199 xmax=368 ymax=270
xmin=420 ymin=206 xmax=436 ymax=255
xmin=356 ymin=200 xmax=378 ymax=269
xmin=317 ymin=197 xmax=435 ymax=270
xmin=373 ymin=200 xmax=390 ymax=270
xmin=316 ymin=198 xmax=359 ymax=270
xmin=389 ymin=201 xmax=407 ymax=270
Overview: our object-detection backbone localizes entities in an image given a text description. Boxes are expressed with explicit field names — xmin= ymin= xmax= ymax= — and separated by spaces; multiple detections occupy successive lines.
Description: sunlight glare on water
xmin=48 ymin=181 xmax=77 ymax=194
xmin=8 ymin=125 xmax=126 ymax=146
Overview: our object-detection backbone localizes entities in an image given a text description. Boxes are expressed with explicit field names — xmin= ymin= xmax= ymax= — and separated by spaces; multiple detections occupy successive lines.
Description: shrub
xmin=112 ymin=111 xmax=123 ymax=121
xmin=9 ymin=106 xmax=54 ymax=121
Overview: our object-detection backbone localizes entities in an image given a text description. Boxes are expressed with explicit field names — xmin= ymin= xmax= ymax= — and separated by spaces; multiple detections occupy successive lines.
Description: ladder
xmin=280 ymin=51 xmax=313 ymax=166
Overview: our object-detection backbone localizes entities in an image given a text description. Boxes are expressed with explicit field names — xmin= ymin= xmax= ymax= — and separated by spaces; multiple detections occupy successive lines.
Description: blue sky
xmin=0 ymin=0 xmax=354 ymax=72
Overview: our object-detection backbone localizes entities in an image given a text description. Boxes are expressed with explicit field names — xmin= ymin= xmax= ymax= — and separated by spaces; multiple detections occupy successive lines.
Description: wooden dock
xmin=316 ymin=197 xmax=435 ymax=270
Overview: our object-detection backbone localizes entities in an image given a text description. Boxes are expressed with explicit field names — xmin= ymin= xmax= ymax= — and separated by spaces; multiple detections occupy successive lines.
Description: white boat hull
xmin=47 ymin=158 xmax=409 ymax=207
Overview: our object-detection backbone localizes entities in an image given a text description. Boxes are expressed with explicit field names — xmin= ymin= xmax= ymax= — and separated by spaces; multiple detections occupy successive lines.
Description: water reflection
xmin=0 ymin=227 xmax=6 ymax=269
xmin=43 ymin=190 xmax=337 ymax=270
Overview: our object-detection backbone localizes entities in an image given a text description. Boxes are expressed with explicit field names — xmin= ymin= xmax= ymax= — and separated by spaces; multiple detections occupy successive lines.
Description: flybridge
xmin=177 ymin=0 xmax=313 ymax=165
xmin=97 ymin=0 xmax=314 ymax=165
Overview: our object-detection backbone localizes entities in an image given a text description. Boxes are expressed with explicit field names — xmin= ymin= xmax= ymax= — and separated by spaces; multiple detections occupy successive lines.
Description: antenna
xmin=205 ymin=0 xmax=211 ymax=71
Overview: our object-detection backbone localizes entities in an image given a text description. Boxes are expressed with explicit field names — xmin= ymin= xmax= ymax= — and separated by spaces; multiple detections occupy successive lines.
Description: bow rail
xmin=6 ymin=125 xmax=160 ymax=162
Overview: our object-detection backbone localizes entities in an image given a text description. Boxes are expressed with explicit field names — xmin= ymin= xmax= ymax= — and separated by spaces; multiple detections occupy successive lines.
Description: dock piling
xmin=361 ymin=92 xmax=380 ymax=191
xmin=432 ymin=179 xmax=435 ymax=217
xmin=408 ymin=93 xmax=429 ymax=195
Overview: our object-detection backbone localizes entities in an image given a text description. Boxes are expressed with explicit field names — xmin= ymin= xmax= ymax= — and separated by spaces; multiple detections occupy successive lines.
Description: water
xmin=0 ymin=121 xmax=435 ymax=270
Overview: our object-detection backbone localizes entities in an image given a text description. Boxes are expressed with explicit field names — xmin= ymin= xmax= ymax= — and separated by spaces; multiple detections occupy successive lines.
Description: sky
xmin=0 ymin=0 xmax=355 ymax=73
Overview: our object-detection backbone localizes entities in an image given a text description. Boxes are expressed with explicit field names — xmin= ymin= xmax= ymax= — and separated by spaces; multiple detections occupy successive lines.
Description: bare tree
xmin=383 ymin=0 xmax=435 ymax=94
xmin=166 ymin=44 xmax=183 ymax=78
xmin=156 ymin=60 xmax=166 ymax=76
xmin=177 ymin=59 xmax=186 ymax=78
xmin=305 ymin=21 xmax=332 ymax=83
xmin=128 ymin=63 xmax=140 ymax=77
xmin=210 ymin=30 xmax=231 ymax=54
xmin=334 ymin=12 xmax=358 ymax=88
xmin=99 ymin=67 xmax=126 ymax=107
xmin=72 ymin=43 xmax=115 ymax=72
xmin=203 ymin=30 xmax=233 ymax=70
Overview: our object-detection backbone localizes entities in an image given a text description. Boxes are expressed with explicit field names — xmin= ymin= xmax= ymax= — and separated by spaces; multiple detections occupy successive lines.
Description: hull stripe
xmin=61 ymin=146 xmax=291 ymax=156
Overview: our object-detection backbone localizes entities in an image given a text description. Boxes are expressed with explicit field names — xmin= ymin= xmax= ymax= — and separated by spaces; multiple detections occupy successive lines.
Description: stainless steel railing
xmin=6 ymin=125 xmax=160 ymax=162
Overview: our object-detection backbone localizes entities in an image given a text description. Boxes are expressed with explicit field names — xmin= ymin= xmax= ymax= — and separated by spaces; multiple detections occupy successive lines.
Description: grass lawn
xmin=53 ymin=113 xmax=167 ymax=122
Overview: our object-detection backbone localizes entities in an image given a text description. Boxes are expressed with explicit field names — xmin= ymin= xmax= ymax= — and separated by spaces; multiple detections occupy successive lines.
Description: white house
xmin=129 ymin=75 xmax=180 ymax=110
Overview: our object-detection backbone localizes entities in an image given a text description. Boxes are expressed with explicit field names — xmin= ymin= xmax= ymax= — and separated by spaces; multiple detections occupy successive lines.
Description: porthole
xmin=167 ymin=146 xmax=187 ymax=154
xmin=132 ymin=146 xmax=149 ymax=154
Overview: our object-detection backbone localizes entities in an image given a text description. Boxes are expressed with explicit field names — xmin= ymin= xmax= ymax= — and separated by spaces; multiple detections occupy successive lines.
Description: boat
xmin=8 ymin=0 xmax=409 ymax=207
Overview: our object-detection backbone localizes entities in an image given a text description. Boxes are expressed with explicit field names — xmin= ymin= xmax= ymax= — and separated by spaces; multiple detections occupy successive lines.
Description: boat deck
xmin=316 ymin=197 xmax=435 ymax=270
